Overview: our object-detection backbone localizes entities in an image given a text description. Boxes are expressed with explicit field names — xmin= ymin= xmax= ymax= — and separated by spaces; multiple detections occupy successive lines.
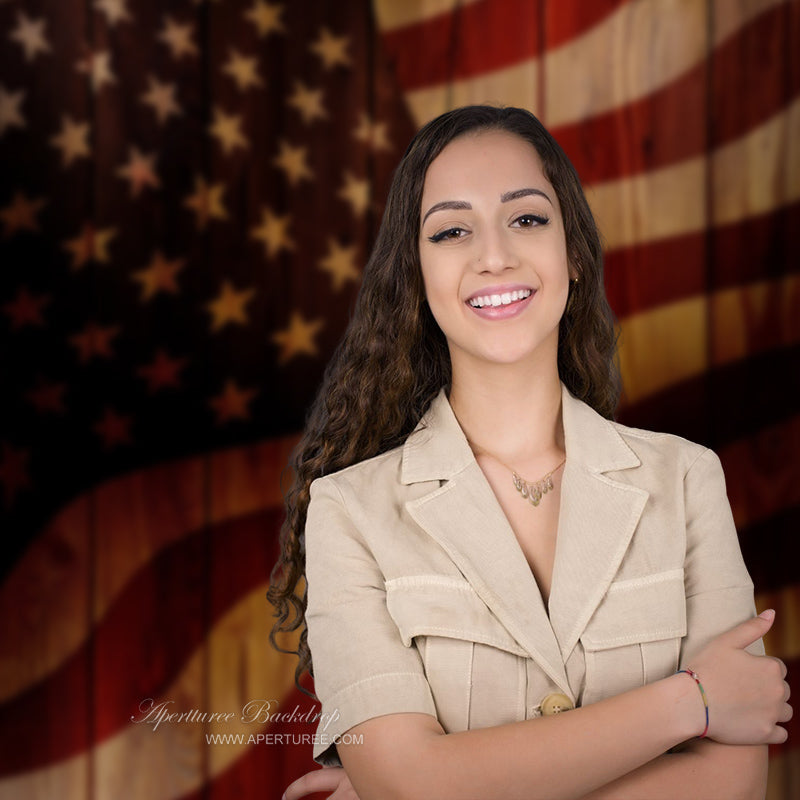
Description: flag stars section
xmin=309 ymin=27 xmax=351 ymax=70
xmin=140 ymin=76 xmax=182 ymax=125
xmin=137 ymin=349 xmax=186 ymax=393
xmin=69 ymin=321 xmax=120 ymax=363
xmin=209 ymin=379 xmax=258 ymax=424
xmin=0 ymin=84 xmax=26 ymax=137
xmin=62 ymin=223 xmax=117 ymax=269
xmin=158 ymin=17 xmax=198 ymax=61
xmin=76 ymin=51 xmax=116 ymax=92
xmin=131 ymin=251 xmax=185 ymax=301
xmin=0 ymin=192 xmax=46 ymax=236
xmin=206 ymin=280 xmax=256 ymax=332
xmin=271 ymin=311 xmax=323 ymax=364
xmin=209 ymin=107 xmax=249 ymax=155
xmin=2 ymin=287 xmax=50 ymax=330
xmin=93 ymin=408 xmax=133 ymax=449
xmin=94 ymin=0 xmax=133 ymax=28
xmin=222 ymin=50 xmax=264 ymax=92
xmin=273 ymin=141 xmax=312 ymax=186
xmin=184 ymin=176 xmax=228 ymax=230
xmin=50 ymin=115 xmax=91 ymax=167
xmin=26 ymin=378 xmax=67 ymax=415
xmin=287 ymin=81 xmax=327 ymax=125
xmin=338 ymin=172 xmax=370 ymax=217
xmin=244 ymin=1 xmax=285 ymax=38
xmin=8 ymin=12 xmax=52 ymax=63
xmin=116 ymin=147 xmax=161 ymax=198
xmin=250 ymin=207 xmax=293 ymax=259
xmin=318 ymin=239 xmax=359 ymax=291
xmin=354 ymin=112 xmax=391 ymax=152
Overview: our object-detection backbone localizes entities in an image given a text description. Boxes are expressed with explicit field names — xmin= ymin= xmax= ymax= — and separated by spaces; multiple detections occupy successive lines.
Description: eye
xmin=512 ymin=213 xmax=549 ymax=228
xmin=427 ymin=226 xmax=468 ymax=243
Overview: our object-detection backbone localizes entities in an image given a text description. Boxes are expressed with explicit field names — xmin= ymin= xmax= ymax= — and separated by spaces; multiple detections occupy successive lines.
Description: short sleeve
xmin=679 ymin=447 xmax=764 ymax=665
xmin=304 ymin=477 xmax=437 ymax=766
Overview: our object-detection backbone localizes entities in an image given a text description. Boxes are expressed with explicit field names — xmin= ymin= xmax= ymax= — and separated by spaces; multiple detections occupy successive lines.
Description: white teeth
xmin=468 ymin=289 xmax=531 ymax=308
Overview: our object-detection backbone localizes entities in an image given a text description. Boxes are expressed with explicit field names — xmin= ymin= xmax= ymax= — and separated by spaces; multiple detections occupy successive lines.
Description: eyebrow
xmin=421 ymin=188 xmax=553 ymax=224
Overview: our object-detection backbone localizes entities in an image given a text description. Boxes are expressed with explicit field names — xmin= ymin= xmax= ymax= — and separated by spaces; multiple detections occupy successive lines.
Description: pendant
xmin=512 ymin=471 xmax=555 ymax=507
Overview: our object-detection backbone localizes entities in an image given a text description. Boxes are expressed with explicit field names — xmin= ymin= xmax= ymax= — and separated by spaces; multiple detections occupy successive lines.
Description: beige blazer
xmin=304 ymin=384 xmax=760 ymax=765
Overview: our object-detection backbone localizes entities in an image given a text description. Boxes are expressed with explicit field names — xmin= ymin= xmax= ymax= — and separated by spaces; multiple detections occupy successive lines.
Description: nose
xmin=474 ymin=227 xmax=519 ymax=274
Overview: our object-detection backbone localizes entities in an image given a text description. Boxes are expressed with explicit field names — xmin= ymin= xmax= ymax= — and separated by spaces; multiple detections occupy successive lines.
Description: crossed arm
xmin=286 ymin=614 xmax=784 ymax=800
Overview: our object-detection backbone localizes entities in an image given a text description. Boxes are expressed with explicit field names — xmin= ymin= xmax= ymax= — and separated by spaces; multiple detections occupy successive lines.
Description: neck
xmin=448 ymin=358 xmax=564 ymax=468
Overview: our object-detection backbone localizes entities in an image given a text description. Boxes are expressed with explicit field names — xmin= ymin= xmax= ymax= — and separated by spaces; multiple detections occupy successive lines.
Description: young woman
xmin=270 ymin=106 xmax=791 ymax=800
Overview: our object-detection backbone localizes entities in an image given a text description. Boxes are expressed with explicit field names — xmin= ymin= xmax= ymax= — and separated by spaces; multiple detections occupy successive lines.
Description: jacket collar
xmin=400 ymin=384 xmax=649 ymax=698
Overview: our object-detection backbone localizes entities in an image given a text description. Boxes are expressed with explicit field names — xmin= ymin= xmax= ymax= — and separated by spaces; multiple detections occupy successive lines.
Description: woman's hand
xmin=283 ymin=766 xmax=359 ymax=800
xmin=685 ymin=609 xmax=792 ymax=745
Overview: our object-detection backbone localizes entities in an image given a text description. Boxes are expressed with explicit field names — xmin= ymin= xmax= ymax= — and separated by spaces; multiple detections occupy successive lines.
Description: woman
xmin=270 ymin=106 xmax=791 ymax=799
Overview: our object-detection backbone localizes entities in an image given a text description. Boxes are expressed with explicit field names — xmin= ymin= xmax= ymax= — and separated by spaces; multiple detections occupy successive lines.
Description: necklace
xmin=470 ymin=443 xmax=566 ymax=508
xmin=511 ymin=459 xmax=565 ymax=507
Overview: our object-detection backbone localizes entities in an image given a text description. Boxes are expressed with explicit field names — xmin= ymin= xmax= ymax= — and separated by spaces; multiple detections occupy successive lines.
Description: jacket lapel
xmin=547 ymin=385 xmax=649 ymax=660
xmin=401 ymin=390 xmax=571 ymax=694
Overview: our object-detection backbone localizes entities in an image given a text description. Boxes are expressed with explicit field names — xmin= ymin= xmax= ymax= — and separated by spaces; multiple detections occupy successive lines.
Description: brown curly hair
xmin=267 ymin=105 xmax=620 ymax=690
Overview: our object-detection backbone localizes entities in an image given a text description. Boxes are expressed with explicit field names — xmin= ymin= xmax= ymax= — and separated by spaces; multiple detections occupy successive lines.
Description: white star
xmin=273 ymin=140 xmax=313 ymax=186
xmin=222 ymin=49 xmax=264 ymax=92
xmin=158 ymin=16 xmax=198 ymax=60
xmin=318 ymin=239 xmax=360 ymax=291
xmin=244 ymin=1 xmax=285 ymax=38
xmin=94 ymin=0 xmax=132 ymax=27
xmin=76 ymin=51 xmax=116 ymax=92
xmin=9 ymin=12 xmax=51 ymax=63
xmin=287 ymin=80 xmax=327 ymax=125
xmin=50 ymin=115 xmax=91 ymax=167
xmin=140 ymin=75 xmax=182 ymax=125
xmin=353 ymin=112 xmax=391 ymax=152
xmin=309 ymin=27 xmax=350 ymax=70
xmin=338 ymin=172 xmax=370 ymax=217
xmin=250 ymin=207 xmax=294 ymax=259
xmin=0 ymin=84 xmax=26 ymax=137
xmin=209 ymin=107 xmax=249 ymax=155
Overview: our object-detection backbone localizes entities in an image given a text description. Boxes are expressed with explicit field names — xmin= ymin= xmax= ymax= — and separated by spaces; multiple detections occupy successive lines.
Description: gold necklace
xmin=471 ymin=444 xmax=566 ymax=508
xmin=511 ymin=459 xmax=565 ymax=507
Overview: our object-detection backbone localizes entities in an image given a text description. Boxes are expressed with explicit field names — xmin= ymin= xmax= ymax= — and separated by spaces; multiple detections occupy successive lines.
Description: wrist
xmin=659 ymin=672 xmax=708 ymax=741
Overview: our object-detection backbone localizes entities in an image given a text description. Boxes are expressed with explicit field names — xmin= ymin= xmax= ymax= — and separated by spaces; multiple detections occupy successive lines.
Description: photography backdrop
xmin=0 ymin=1 xmax=798 ymax=798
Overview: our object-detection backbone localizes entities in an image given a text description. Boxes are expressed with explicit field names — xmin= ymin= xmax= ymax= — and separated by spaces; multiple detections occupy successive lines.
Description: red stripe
xmin=555 ymin=5 xmax=798 ymax=184
xmin=381 ymin=0 xmax=632 ymax=93
xmin=0 ymin=507 xmax=283 ymax=776
xmin=543 ymin=0 xmax=631 ymax=49
xmin=605 ymin=200 xmax=800 ymax=319
xmin=617 ymin=344 xmax=800 ymax=450
xmin=711 ymin=0 xmax=800 ymax=149
xmin=381 ymin=0 xmax=540 ymax=92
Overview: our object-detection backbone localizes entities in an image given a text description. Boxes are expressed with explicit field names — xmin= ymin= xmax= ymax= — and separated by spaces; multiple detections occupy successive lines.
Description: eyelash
xmin=426 ymin=214 xmax=550 ymax=243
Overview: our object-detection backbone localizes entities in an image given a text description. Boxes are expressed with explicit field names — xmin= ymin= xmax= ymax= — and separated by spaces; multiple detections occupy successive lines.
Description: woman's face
xmin=418 ymin=129 xmax=572 ymax=373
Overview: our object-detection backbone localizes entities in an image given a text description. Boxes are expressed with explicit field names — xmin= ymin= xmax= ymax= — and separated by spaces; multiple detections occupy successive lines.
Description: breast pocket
xmin=581 ymin=569 xmax=687 ymax=705
xmin=385 ymin=575 xmax=528 ymax=733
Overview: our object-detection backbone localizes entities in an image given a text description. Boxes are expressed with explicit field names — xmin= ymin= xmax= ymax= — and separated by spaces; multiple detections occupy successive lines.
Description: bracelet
xmin=676 ymin=668 xmax=709 ymax=738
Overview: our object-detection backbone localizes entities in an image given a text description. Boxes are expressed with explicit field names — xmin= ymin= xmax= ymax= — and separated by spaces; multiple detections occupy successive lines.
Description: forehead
xmin=422 ymin=129 xmax=550 ymax=201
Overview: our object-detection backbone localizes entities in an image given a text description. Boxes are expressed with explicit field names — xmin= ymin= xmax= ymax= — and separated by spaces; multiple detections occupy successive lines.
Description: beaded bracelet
xmin=677 ymin=668 xmax=709 ymax=738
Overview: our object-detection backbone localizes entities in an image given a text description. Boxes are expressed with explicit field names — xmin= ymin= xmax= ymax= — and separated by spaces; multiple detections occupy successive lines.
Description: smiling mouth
xmin=467 ymin=289 xmax=532 ymax=309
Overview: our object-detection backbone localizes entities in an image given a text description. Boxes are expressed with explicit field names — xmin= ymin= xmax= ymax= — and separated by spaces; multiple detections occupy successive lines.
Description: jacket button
xmin=540 ymin=693 xmax=574 ymax=715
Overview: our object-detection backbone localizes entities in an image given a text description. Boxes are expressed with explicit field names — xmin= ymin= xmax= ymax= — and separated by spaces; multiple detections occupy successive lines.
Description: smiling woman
xmin=268 ymin=106 xmax=791 ymax=800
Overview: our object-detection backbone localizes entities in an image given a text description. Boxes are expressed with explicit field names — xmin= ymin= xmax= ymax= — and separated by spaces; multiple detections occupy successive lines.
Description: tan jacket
xmin=305 ymin=384 xmax=760 ymax=765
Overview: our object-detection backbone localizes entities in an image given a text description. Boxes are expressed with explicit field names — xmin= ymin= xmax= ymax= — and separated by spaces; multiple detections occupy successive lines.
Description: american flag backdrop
xmin=0 ymin=1 xmax=797 ymax=798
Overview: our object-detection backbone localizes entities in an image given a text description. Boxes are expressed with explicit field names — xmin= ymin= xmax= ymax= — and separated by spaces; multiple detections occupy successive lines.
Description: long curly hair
xmin=268 ymin=105 xmax=620 ymax=688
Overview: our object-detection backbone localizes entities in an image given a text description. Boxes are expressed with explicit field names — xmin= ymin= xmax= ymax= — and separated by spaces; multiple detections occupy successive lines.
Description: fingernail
xmin=759 ymin=609 xmax=775 ymax=621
